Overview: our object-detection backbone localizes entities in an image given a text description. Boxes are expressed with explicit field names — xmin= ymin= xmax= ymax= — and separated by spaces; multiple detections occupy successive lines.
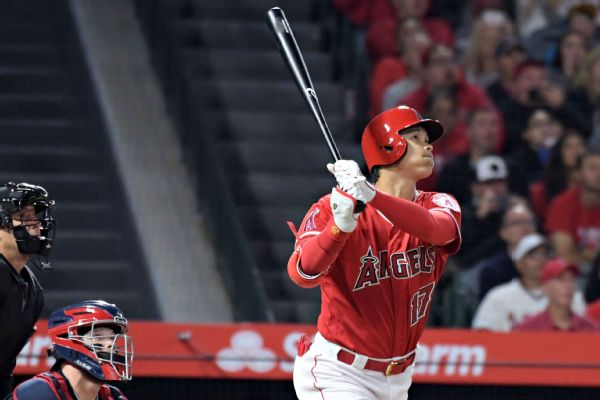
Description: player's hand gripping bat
xmin=266 ymin=7 xmax=366 ymax=213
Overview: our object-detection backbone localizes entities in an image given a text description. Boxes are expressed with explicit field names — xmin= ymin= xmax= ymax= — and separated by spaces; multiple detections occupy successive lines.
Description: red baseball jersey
xmin=294 ymin=191 xmax=461 ymax=358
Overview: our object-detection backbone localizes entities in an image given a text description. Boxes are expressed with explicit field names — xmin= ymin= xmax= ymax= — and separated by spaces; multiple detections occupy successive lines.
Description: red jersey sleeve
xmin=295 ymin=196 xmax=333 ymax=243
xmin=369 ymin=191 xmax=461 ymax=253
xmin=422 ymin=192 xmax=462 ymax=255
xmin=287 ymin=195 xmax=352 ymax=288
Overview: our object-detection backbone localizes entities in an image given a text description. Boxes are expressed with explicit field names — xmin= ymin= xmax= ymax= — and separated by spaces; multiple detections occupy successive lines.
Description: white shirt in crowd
xmin=472 ymin=278 xmax=587 ymax=331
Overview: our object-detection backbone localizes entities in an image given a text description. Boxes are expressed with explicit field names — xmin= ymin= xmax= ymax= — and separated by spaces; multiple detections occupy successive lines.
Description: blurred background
xmin=6 ymin=0 xmax=600 ymax=398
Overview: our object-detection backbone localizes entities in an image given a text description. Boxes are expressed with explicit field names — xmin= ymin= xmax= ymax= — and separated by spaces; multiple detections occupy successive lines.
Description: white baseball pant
xmin=293 ymin=333 xmax=414 ymax=400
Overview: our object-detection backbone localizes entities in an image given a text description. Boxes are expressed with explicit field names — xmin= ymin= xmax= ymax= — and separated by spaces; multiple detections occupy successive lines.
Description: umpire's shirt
xmin=0 ymin=255 xmax=43 ymax=398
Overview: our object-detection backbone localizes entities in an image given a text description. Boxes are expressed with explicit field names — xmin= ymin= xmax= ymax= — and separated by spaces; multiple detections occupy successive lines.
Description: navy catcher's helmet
xmin=48 ymin=300 xmax=133 ymax=381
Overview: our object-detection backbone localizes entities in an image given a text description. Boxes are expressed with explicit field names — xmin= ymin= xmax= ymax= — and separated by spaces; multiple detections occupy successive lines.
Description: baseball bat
xmin=266 ymin=7 xmax=365 ymax=212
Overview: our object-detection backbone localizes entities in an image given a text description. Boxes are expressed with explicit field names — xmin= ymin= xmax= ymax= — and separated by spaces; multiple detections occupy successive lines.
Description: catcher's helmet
xmin=48 ymin=300 xmax=133 ymax=381
xmin=0 ymin=182 xmax=55 ymax=266
xmin=361 ymin=106 xmax=444 ymax=172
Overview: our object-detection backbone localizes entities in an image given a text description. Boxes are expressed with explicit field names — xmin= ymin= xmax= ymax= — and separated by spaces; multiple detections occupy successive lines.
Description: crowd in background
xmin=332 ymin=0 xmax=600 ymax=331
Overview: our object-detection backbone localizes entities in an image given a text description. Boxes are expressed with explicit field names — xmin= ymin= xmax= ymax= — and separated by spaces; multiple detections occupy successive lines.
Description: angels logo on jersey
xmin=353 ymin=246 xmax=436 ymax=291
xmin=304 ymin=208 xmax=320 ymax=232
xmin=432 ymin=193 xmax=460 ymax=212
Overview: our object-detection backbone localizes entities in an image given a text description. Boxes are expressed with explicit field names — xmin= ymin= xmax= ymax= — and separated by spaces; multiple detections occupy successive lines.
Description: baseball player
xmin=5 ymin=300 xmax=132 ymax=400
xmin=288 ymin=106 xmax=461 ymax=399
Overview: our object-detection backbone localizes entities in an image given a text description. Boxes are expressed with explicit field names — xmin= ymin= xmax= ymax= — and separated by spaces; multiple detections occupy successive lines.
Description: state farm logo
xmin=414 ymin=344 xmax=486 ymax=376
xmin=216 ymin=330 xmax=277 ymax=372
xmin=216 ymin=330 xmax=303 ymax=373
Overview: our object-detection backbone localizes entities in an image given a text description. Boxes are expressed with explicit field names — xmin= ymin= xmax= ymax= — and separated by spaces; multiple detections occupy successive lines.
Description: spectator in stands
xmin=398 ymin=44 xmax=502 ymax=151
xmin=382 ymin=23 xmax=432 ymax=112
xmin=545 ymin=150 xmax=600 ymax=265
xmin=515 ymin=0 xmax=563 ymax=40
xmin=529 ymin=129 xmax=586 ymax=221
xmin=369 ymin=17 xmax=431 ymax=117
xmin=365 ymin=0 xmax=454 ymax=61
xmin=486 ymin=38 xmax=526 ymax=109
xmin=473 ymin=233 xmax=547 ymax=331
xmin=400 ymin=44 xmax=460 ymax=109
xmin=508 ymin=109 xmax=564 ymax=188
xmin=548 ymin=30 xmax=589 ymax=86
xmin=514 ymin=258 xmax=597 ymax=331
xmin=0 ymin=183 xmax=55 ymax=399
xmin=473 ymin=235 xmax=587 ymax=331
xmin=495 ymin=59 xmax=569 ymax=153
xmin=478 ymin=204 xmax=538 ymax=300
xmin=458 ymin=155 xmax=527 ymax=266
xmin=464 ymin=8 xmax=514 ymax=88
xmin=569 ymin=47 xmax=600 ymax=142
xmin=399 ymin=43 xmax=489 ymax=111
xmin=566 ymin=3 xmax=600 ymax=47
xmin=436 ymin=108 xmax=500 ymax=204
xmin=451 ymin=1 xmax=512 ymax=46
xmin=526 ymin=3 xmax=600 ymax=63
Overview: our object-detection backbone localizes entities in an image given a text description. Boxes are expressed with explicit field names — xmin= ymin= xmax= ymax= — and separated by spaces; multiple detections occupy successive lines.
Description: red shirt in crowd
xmin=513 ymin=310 xmax=598 ymax=332
xmin=545 ymin=187 xmax=600 ymax=249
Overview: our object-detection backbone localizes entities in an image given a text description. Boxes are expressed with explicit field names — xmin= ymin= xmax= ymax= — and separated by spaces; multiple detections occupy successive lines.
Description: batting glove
xmin=327 ymin=159 xmax=362 ymax=179
xmin=330 ymin=187 xmax=360 ymax=232
xmin=327 ymin=160 xmax=376 ymax=203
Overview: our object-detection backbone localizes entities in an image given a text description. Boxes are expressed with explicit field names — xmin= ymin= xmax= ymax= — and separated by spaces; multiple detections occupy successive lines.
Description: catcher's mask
xmin=0 ymin=182 xmax=55 ymax=269
xmin=48 ymin=300 xmax=134 ymax=381
xmin=361 ymin=105 xmax=445 ymax=173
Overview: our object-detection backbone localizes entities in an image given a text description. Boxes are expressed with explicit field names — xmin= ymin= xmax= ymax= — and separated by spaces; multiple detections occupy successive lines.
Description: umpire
xmin=0 ymin=182 xmax=55 ymax=398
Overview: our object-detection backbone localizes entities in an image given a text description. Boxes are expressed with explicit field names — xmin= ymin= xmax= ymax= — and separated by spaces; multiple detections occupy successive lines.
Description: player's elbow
xmin=287 ymin=251 xmax=321 ymax=289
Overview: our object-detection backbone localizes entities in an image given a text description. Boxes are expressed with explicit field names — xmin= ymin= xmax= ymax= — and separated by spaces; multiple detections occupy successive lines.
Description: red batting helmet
xmin=361 ymin=106 xmax=445 ymax=172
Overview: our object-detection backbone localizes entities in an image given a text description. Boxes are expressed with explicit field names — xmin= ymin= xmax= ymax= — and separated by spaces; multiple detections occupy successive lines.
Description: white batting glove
xmin=330 ymin=187 xmax=360 ymax=232
xmin=340 ymin=176 xmax=376 ymax=203
xmin=327 ymin=160 xmax=376 ymax=203
xmin=327 ymin=159 xmax=362 ymax=179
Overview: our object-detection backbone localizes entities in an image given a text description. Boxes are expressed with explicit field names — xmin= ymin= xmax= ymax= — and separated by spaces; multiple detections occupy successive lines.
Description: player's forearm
xmin=287 ymin=219 xmax=351 ymax=287
xmin=370 ymin=191 xmax=457 ymax=245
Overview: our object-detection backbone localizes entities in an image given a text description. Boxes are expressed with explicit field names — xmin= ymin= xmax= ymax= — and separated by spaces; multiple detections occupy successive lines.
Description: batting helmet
xmin=361 ymin=106 xmax=444 ymax=172
xmin=48 ymin=300 xmax=133 ymax=381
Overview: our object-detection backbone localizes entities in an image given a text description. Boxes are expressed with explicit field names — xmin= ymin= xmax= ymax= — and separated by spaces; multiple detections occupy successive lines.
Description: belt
xmin=336 ymin=349 xmax=416 ymax=376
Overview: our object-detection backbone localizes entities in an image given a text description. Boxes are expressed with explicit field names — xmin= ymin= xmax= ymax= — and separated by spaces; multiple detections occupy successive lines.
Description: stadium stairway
xmin=166 ymin=0 xmax=362 ymax=322
xmin=0 ymin=0 xmax=158 ymax=318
